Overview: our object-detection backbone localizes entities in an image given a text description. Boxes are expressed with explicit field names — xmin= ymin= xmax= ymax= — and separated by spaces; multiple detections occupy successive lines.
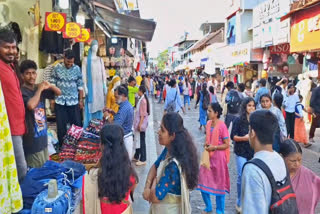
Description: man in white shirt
xmin=283 ymin=83 xmax=299 ymax=138
xmin=241 ymin=110 xmax=287 ymax=214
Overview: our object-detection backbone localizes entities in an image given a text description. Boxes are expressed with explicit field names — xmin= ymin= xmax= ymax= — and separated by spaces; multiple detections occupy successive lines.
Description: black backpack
xmin=202 ymin=93 xmax=210 ymax=110
xmin=243 ymin=158 xmax=299 ymax=214
xmin=226 ymin=90 xmax=241 ymax=114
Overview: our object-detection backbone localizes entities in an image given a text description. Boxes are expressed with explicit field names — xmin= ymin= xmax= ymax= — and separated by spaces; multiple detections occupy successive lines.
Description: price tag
xmin=63 ymin=22 xmax=81 ymax=38
xmin=75 ymin=28 xmax=91 ymax=43
xmin=45 ymin=12 xmax=66 ymax=32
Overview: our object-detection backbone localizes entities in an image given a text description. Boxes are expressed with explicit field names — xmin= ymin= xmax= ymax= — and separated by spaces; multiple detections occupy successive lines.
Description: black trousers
xmin=134 ymin=132 xmax=146 ymax=162
xmin=309 ymin=113 xmax=320 ymax=139
xmin=285 ymin=112 xmax=295 ymax=139
xmin=55 ymin=104 xmax=82 ymax=145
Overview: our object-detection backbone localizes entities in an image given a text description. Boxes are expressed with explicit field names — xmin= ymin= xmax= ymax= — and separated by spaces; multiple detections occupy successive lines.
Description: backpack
xmin=226 ymin=90 xmax=241 ymax=114
xmin=166 ymin=91 xmax=177 ymax=112
xmin=243 ymin=158 xmax=299 ymax=214
xmin=202 ymin=93 xmax=210 ymax=110
xmin=178 ymin=82 xmax=183 ymax=94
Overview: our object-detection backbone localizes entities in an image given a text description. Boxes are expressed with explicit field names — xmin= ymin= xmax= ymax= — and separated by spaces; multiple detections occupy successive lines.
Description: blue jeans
xmin=201 ymin=191 xmax=225 ymax=214
xmin=235 ymin=155 xmax=248 ymax=207
xmin=184 ymin=95 xmax=190 ymax=107
xmin=158 ymin=90 xmax=163 ymax=103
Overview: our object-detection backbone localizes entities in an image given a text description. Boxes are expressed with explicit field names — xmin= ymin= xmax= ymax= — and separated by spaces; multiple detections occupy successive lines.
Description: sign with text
xmin=291 ymin=4 xmax=320 ymax=52
xmin=75 ymin=28 xmax=91 ymax=43
xmin=63 ymin=22 xmax=81 ymax=38
xmin=45 ymin=12 xmax=66 ymax=32
xmin=270 ymin=43 xmax=290 ymax=54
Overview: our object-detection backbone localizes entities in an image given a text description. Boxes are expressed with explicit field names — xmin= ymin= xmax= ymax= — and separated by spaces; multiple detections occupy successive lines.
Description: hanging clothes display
xmin=0 ymin=81 xmax=23 ymax=213
xmin=39 ymin=26 xmax=69 ymax=54
xmin=21 ymin=26 xmax=40 ymax=66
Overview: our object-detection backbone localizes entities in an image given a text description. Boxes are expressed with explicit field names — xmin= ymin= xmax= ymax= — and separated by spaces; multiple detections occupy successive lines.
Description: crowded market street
xmin=2 ymin=0 xmax=320 ymax=214
xmin=132 ymin=96 xmax=320 ymax=214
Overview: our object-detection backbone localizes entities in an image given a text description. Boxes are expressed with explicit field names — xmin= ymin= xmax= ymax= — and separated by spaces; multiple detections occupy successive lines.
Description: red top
xmin=100 ymin=175 xmax=135 ymax=214
xmin=0 ymin=60 xmax=25 ymax=135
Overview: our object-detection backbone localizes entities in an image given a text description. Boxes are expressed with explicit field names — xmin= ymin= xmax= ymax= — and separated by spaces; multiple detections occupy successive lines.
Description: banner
xmin=63 ymin=22 xmax=81 ymax=38
xmin=45 ymin=12 xmax=66 ymax=32
xmin=291 ymin=4 xmax=320 ymax=52
xmin=75 ymin=28 xmax=91 ymax=43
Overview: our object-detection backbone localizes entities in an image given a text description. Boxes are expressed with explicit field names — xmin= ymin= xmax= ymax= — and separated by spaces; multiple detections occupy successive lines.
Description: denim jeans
xmin=225 ymin=114 xmax=238 ymax=129
xmin=184 ymin=95 xmax=190 ymax=107
xmin=158 ymin=90 xmax=163 ymax=103
xmin=235 ymin=155 xmax=248 ymax=207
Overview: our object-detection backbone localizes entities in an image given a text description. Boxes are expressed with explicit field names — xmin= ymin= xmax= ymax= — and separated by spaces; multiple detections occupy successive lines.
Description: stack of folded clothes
xmin=59 ymin=125 xmax=83 ymax=161
xmin=85 ymin=119 xmax=104 ymax=135
xmin=74 ymin=130 xmax=101 ymax=164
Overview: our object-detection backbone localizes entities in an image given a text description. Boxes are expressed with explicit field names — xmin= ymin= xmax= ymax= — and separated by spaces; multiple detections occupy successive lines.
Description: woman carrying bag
xmin=133 ymin=85 xmax=150 ymax=166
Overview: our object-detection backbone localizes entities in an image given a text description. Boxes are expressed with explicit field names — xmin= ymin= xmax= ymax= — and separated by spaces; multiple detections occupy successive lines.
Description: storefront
xmin=218 ymin=42 xmax=262 ymax=84
xmin=288 ymin=1 xmax=320 ymax=78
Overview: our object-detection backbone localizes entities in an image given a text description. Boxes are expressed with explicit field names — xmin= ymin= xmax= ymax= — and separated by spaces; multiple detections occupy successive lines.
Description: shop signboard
xmin=252 ymin=0 xmax=291 ymax=48
xmin=75 ymin=28 xmax=91 ymax=43
xmin=63 ymin=22 xmax=81 ymax=39
xmin=229 ymin=42 xmax=252 ymax=66
xmin=290 ymin=4 xmax=320 ymax=52
xmin=45 ymin=12 xmax=66 ymax=32
xmin=270 ymin=43 xmax=290 ymax=54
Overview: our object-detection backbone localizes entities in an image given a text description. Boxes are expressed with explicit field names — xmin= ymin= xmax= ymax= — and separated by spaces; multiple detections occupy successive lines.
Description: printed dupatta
xmin=205 ymin=120 xmax=230 ymax=163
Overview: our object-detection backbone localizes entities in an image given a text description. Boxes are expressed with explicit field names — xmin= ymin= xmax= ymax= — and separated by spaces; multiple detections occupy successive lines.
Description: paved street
xmin=133 ymin=95 xmax=320 ymax=213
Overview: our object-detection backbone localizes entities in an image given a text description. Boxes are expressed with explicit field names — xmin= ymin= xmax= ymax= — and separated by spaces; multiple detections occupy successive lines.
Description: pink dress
xmin=197 ymin=121 xmax=230 ymax=195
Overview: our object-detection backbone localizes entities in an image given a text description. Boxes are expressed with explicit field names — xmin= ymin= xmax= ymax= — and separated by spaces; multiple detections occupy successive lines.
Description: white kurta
xmin=82 ymin=57 xmax=106 ymax=113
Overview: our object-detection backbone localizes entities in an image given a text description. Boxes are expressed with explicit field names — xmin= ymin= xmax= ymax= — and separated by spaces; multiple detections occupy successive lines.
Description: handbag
xmin=200 ymin=150 xmax=210 ymax=169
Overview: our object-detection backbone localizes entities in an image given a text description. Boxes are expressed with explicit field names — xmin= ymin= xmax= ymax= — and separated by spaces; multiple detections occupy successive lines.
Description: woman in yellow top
xmin=106 ymin=76 xmax=121 ymax=115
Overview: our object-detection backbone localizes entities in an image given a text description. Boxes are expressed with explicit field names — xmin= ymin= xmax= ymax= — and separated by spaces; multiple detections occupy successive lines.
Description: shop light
xmin=111 ymin=37 xmax=118 ymax=44
xmin=59 ymin=0 xmax=69 ymax=9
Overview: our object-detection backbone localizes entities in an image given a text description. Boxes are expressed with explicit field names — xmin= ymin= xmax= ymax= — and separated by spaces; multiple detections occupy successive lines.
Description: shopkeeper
xmin=0 ymin=29 xmax=27 ymax=181
xmin=50 ymin=50 xmax=84 ymax=145
xmin=21 ymin=60 xmax=61 ymax=168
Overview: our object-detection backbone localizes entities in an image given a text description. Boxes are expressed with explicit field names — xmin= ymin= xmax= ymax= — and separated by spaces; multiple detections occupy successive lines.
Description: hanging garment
xmin=0 ymin=22 xmax=22 ymax=43
xmin=39 ymin=25 xmax=68 ymax=54
xmin=0 ymin=81 xmax=23 ymax=213
xmin=21 ymin=26 xmax=40 ymax=66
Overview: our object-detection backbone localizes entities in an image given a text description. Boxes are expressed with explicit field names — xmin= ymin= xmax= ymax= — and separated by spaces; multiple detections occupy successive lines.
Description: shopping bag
xmin=200 ymin=150 xmax=210 ymax=169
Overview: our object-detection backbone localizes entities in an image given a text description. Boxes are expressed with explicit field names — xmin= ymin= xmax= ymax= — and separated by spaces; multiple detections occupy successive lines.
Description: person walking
xmin=279 ymin=139 xmax=320 ymax=214
xmin=283 ymin=83 xmax=299 ymax=139
xmin=254 ymin=78 xmax=269 ymax=108
xmin=143 ymin=112 xmax=199 ymax=213
xmin=208 ymin=86 xmax=218 ymax=104
xmin=260 ymin=94 xmax=287 ymax=152
xmin=82 ymin=124 xmax=138 ymax=214
xmin=197 ymin=103 xmax=230 ymax=214
xmin=164 ymin=79 xmax=185 ymax=114
xmin=231 ymin=97 xmax=255 ymax=213
xmin=241 ymin=110 xmax=298 ymax=214
xmin=294 ymin=95 xmax=310 ymax=147
xmin=308 ymin=83 xmax=320 ymax=144
xmin=225 ymin=81 xmax=243 ymax=128
xmin=195 ymin=83 xmax=210 ymax=131
xmin=0 ymin=29 xmax=27 ymax=181
xmin=133 ymin=85 xmax=150 ymax=166
xmin=50 ymin=50 xmax=84 ymax=145
xmin=127 ymin=76 xmax=139 ymax=107
xmin=183 ymin=77 xmax=191 ymax=110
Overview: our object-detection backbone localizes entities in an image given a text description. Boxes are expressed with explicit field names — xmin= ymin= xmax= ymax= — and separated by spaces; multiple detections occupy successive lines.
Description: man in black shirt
xmin=309 ymin=83 xmax=320 ymax=143
xmin=20 ymin=60 xmax=61 ymax=168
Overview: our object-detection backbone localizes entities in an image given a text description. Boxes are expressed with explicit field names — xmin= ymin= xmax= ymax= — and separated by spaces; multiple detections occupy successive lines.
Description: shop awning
xmin=280 ymin=0 xmax=320 ymax=21
xmin=95 ymin=7 xmax=156 ymax=41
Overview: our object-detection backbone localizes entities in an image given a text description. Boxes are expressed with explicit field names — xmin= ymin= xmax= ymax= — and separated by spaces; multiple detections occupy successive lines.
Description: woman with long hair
xmin=143 ymin=112 xmax=199 ymax=213
xmin=133 ymin=85 xmax=150 ymax=166
xmin=260 ymin=94 xmax=287 ymax=152
xmin=279 ymin=139 xmax=320 ymax=214
xmin=198 ymin=103 xmax=230 ymax=214
xmin=208 ymin=86 xmax=218 ymax=104
xmin=196 ymin=83 xmax=209 ymax=131
xmin=82 ymin=124 xmax=138 ymax=214
xmin=231 ymin=97 xmax=255 ymax=213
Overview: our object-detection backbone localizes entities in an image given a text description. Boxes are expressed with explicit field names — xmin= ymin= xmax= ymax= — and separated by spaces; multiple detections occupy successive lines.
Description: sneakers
xmin=235 ymin=205 xmax=241 ymax=214
xmin=132 ymin=158 xmax=139 ymax=162
xmin=136 ymin=161 xmax=147 ymax=166
xmin=309 ymin=138 xmax=315 ymax=144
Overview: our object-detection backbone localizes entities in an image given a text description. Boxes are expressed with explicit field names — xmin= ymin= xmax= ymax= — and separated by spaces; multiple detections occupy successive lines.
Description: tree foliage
xmin=156 ymin=49 xmax=169 ymax=71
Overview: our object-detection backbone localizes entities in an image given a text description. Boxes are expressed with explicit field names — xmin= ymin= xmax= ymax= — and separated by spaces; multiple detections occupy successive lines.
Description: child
xmin=295 ymin=95 xmax=311 ymax=147
xmin=21 ymin=60 xmax=61 ymax=168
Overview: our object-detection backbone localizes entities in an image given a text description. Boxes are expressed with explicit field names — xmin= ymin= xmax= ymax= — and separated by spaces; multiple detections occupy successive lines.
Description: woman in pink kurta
xmin=280 ymin=139 xmax=320 ymax=214
xmin=197 ymin=103 xmax=230 ymax=214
